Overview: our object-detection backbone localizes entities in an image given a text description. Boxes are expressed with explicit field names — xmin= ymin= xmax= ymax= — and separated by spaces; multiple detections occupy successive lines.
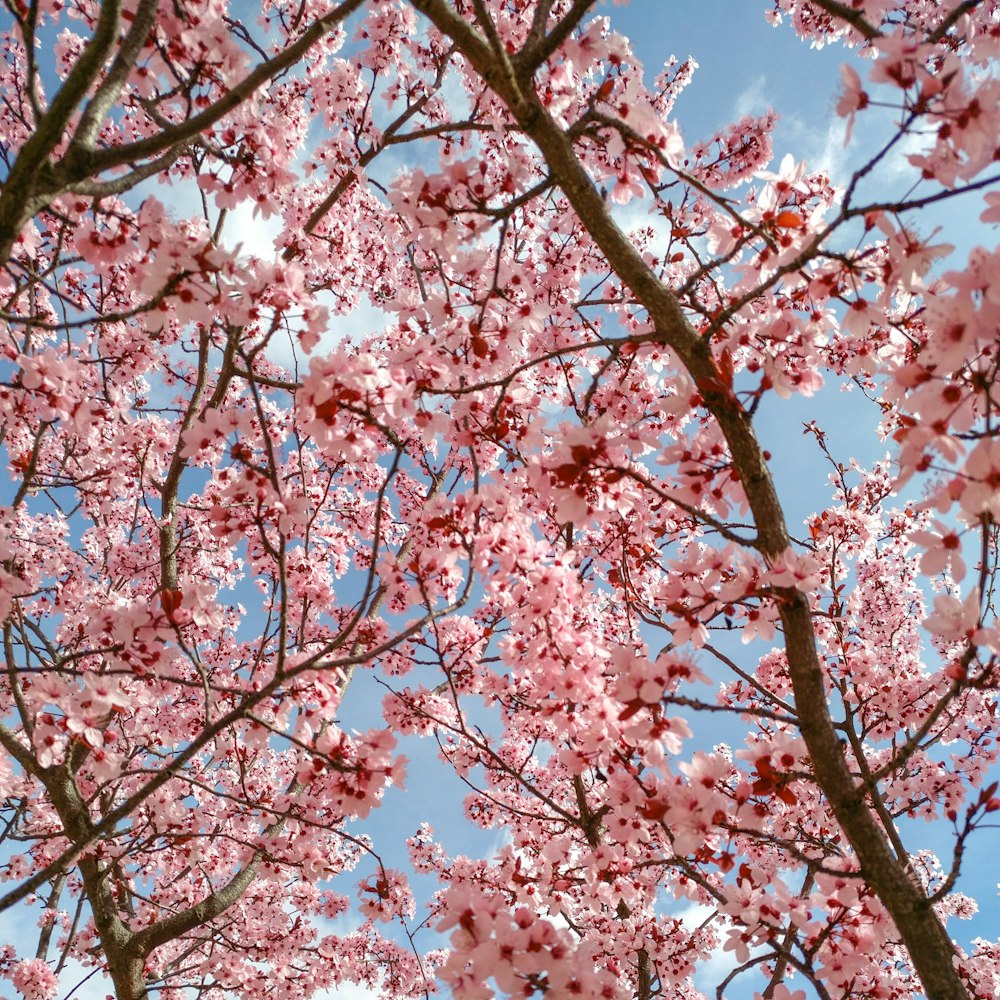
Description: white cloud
xmin=609 ymin=197 xmax=674 ymax=262
xmin=261 ymin=290 xmax=394 ymax=374
xmin=734 ymin=75 xmax=769 ymax=118
xmin=220 ymin=199 xmax=285 ymax=261
xmin=675 ymin=898 xmax=718 ymax=932
xmin=669 ymin=899 xmax=749 ymax=995
xmin=876 ymin=127 xmax=931 ymax=184
xmin=808 ymin=118 xmax=853 ymax=187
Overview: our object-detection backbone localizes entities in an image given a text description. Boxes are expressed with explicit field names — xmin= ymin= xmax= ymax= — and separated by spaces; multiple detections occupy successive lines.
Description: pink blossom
xmin=835 ymin=64 xmax=868 ymax=143
xmin=909 ymin=521 xmax=966 ymax=581
xmin=960 ymin=438 xmax=1000 ymax=519
xmin=923 ymin=589 xmax=981 ymax=642
xmin=0 ymin=5 xmax=997 ymax=1000
xmin=981 ymin=191 xmax=1000 ymax=224
xmin=766 ymin=548 xmax=825 ymax=592
xmin=10 ymin=959 xmax=58 ymax=1000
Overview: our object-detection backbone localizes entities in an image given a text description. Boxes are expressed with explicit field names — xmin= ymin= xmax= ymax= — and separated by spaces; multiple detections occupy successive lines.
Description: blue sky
xmin=613 ymin=1 xmax=849 ymax=130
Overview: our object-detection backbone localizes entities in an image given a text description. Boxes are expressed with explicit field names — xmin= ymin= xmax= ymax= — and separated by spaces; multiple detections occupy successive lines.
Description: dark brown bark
xmin=45 ymin=768 xmax=149 ymax=1000
xmin=0 ymin=0 xmax=366 ymax=264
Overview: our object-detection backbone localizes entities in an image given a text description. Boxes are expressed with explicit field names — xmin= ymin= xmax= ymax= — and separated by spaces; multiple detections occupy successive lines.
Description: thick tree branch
xmin=0 ymin=0 xmax=366 ymax=263
xmin=69 ymin=0 xmax=160 ymax=153
xmin=806 ymin=0 xmax=881 ymax=40
xmin=405 ymin=4 xmax=971 ymax=997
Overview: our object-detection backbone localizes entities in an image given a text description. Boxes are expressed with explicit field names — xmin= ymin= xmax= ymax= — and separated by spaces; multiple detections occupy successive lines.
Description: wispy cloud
xmin=809 ymin=118 xmax=853 ymax=186
xmin=221 ymin=199 xmax=285 ymax=261
xmin=778 ymin=111 xmax=853 ymax=187
xmin=734 ymin=75 xmax=770 ymax=117
xmin=671 ymin=898 xmax=759 ymax=996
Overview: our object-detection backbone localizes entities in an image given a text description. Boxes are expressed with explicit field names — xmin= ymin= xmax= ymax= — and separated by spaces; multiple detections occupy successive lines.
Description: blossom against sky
xmin=1 ymin=1 xmax=998 ymax=998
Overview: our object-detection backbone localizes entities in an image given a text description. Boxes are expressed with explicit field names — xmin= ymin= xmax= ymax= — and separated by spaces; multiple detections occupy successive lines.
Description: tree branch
xmin=405 ymin=4 xmax=969 ymax=996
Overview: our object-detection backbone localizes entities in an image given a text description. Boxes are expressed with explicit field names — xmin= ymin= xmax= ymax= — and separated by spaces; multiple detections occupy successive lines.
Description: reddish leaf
xmin=774 ymin=210 xmax=805 ymax=229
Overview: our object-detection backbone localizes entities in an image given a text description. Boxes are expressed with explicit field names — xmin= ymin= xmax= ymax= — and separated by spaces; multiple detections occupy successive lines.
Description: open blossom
xmin=835 ymin=64 xmax=868 ymax=142
xmin=981 ymin=191 xmax=1000 ymax=224
xmin=10 ymin=959 xmax=58 ymax=1000
xmin=923 ymin=589 xmax=982 ymax=643
xmin=909 ymin=521 xmax=966 ymax=580
xmin=765 ymin=548 xmax=825 ymax=592
xmin=358 ymin=868 xmax=415 ymax=922
xmin=960 ymin=438 xmax=1000 ymax=519
xmin=80 ymin=672 xmax=131 ymax=714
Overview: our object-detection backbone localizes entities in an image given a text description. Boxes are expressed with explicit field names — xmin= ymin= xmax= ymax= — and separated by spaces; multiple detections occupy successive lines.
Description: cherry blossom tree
xmin=0 ymin=1 xmax=998 ymax=999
